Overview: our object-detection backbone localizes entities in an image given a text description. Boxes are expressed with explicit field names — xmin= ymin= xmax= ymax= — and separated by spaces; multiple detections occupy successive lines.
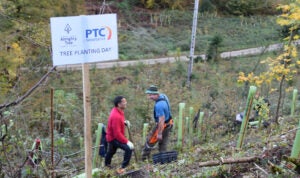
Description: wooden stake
xmin=82 ymin=63 xmax=92 ymax=178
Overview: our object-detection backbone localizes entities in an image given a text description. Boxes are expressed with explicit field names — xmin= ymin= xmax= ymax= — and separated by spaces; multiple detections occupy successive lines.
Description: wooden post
xmin=189 ymin=107 xmax=194 ymax=136
xmin=50 ymin=88 xmax=55 ymax=178
xmin=82 ymin=63 xmax=92 ymax=178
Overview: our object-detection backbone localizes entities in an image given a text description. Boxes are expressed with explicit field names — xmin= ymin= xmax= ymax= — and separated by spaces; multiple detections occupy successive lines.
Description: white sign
xmin=50 ymin=14 xmax=118 ymax=66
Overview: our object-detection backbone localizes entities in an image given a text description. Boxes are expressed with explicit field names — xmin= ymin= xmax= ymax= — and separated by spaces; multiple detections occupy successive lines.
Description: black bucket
xmin=152 ymin=151 xmax=178 ymax=164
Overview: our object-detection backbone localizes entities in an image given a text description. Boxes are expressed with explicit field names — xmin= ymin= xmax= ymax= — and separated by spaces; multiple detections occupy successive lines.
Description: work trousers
xmin=141 ymin=124 xmax=172 ymax=160
xmin=105 ymin=139 xmax=132 ymax=168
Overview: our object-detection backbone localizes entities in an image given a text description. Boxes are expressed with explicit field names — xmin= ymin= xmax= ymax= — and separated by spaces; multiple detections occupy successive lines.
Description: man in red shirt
xmin=105 ymin=96 xmax=134 ymax=174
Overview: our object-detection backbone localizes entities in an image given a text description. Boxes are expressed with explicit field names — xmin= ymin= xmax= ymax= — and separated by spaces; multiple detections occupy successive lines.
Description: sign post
xmin=50 ymin=14 xmax=118 ymax=177
xmin=82 ymin=63 xmax=92 ymax=177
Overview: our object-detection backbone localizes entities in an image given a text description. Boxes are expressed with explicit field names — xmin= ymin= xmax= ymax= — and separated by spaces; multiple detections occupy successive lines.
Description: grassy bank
xmin=118 ymin=11 xmax=282 ymax=60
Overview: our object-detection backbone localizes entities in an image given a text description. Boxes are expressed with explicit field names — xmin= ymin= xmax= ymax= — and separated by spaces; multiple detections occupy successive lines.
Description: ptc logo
xmin=85 ymin=26 xmax=112 ymax=41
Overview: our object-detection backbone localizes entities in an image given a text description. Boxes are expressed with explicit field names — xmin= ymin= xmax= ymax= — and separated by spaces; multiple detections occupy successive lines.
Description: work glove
xmin=127 ymin=141 xmax=134 ymax=150
xmin=124 ymin=120 xmax=131 ymax=128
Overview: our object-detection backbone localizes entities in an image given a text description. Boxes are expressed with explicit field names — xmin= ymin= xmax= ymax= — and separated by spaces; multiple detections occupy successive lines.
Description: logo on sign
xmin=60 ymin=24 xmax=77 ymax=46
xmin=85 ymin=26 xmax=112 ymax=41
xmin=64 ymin=24 xmax=72 ymax=34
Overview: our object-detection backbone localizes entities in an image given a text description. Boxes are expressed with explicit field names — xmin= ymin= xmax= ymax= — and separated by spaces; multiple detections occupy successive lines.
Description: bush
xmin=200 ymin=0 xmax=217 ymax=13
xmin=206 ymin=34 xmax=223 ymax=62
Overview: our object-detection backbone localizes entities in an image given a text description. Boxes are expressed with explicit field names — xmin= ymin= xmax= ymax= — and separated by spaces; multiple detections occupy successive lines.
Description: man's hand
xmin=124 ymin=120 xmax=131 ymax=128
xmin=157 ymin=133 xmax=163 ymax=141
xmin=127 ymin=141 xmax=134 ymax=150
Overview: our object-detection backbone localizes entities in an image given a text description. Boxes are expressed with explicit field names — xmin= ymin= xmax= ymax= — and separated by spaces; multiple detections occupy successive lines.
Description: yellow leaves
xmin=0 ymin=42 xmax=25 ymax=83
xmin=283 ymin=45 xmax=290 ymax=52
xmin=238 ymin=44 xmax=298 ymax=88
xmin=286 ymin=75 xmax=294 ymax=81
xmin=289 ymin=12 xmax=300 ymax=21
xmin=276 ymin=76 xmax=282 ymax=81
xmin=270 ymin=64 xmax=294 ymax=82
xmin=282 ymin=45 xmax=298 ymax=58
xmin=278 ymin=5 xmax=290 ymax=12
xmin=277 ymin=1 xmax=300 ymax=31
xmin=237 ymin=72 xmax=250 ymax=83
xmin=291 ymin=45 xmax=298 ymax=57
xmin=237 ymin=72 xmax=263 ymax=87
xmin=270 ymin=88 xmax=278 ymax=93
xmin=276 ymin=18 xmax=291 ymax=26
xmin=10 ymin=42 xmax=25 ymax=64
xmin=255 ymin=78 xmax=264 ymax=86
xmin=272 ymin=65 xmax=283 ymax=74
xmin=285 ymin=87 xmax=294 ymax=92
xmin=265 ymin=77 xmax=272 ymax=86
xmin=146 ymin=0 xmax=155 ymax=9
xmin=11 ymin=43 xmax=20 ymax=51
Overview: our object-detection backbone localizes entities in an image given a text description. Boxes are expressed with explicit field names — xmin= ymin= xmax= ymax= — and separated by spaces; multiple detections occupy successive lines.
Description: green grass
xmin=119 ymin=11 xmax=282 ymax=60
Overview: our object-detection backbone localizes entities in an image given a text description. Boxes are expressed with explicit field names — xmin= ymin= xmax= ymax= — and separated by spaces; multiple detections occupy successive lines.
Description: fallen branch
xmin=268 ymin=160 xmax=284 ymax=174
xmin=0 ymin=66 xmax=56 ymax=110
xmin=254 ymin=163 xmax=269 ymax=175
xmin=198 ymin=156 xmax=260 ymax=167
xmin=280 ymin=127 xmax=300 ymax=136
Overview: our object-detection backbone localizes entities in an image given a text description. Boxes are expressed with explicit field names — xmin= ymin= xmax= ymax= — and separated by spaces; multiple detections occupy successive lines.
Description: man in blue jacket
xmin=141 ymin=85 xmax=173 ymax=161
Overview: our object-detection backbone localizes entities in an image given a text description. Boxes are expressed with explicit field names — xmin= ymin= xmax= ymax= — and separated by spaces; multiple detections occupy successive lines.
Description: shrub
xmin=206 ymin=34 xmax=223 ymax=62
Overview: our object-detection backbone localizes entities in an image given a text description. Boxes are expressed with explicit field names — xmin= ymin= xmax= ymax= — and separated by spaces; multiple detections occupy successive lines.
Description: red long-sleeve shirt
xmin=105 ymin=107 xmax=128 ymax=143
